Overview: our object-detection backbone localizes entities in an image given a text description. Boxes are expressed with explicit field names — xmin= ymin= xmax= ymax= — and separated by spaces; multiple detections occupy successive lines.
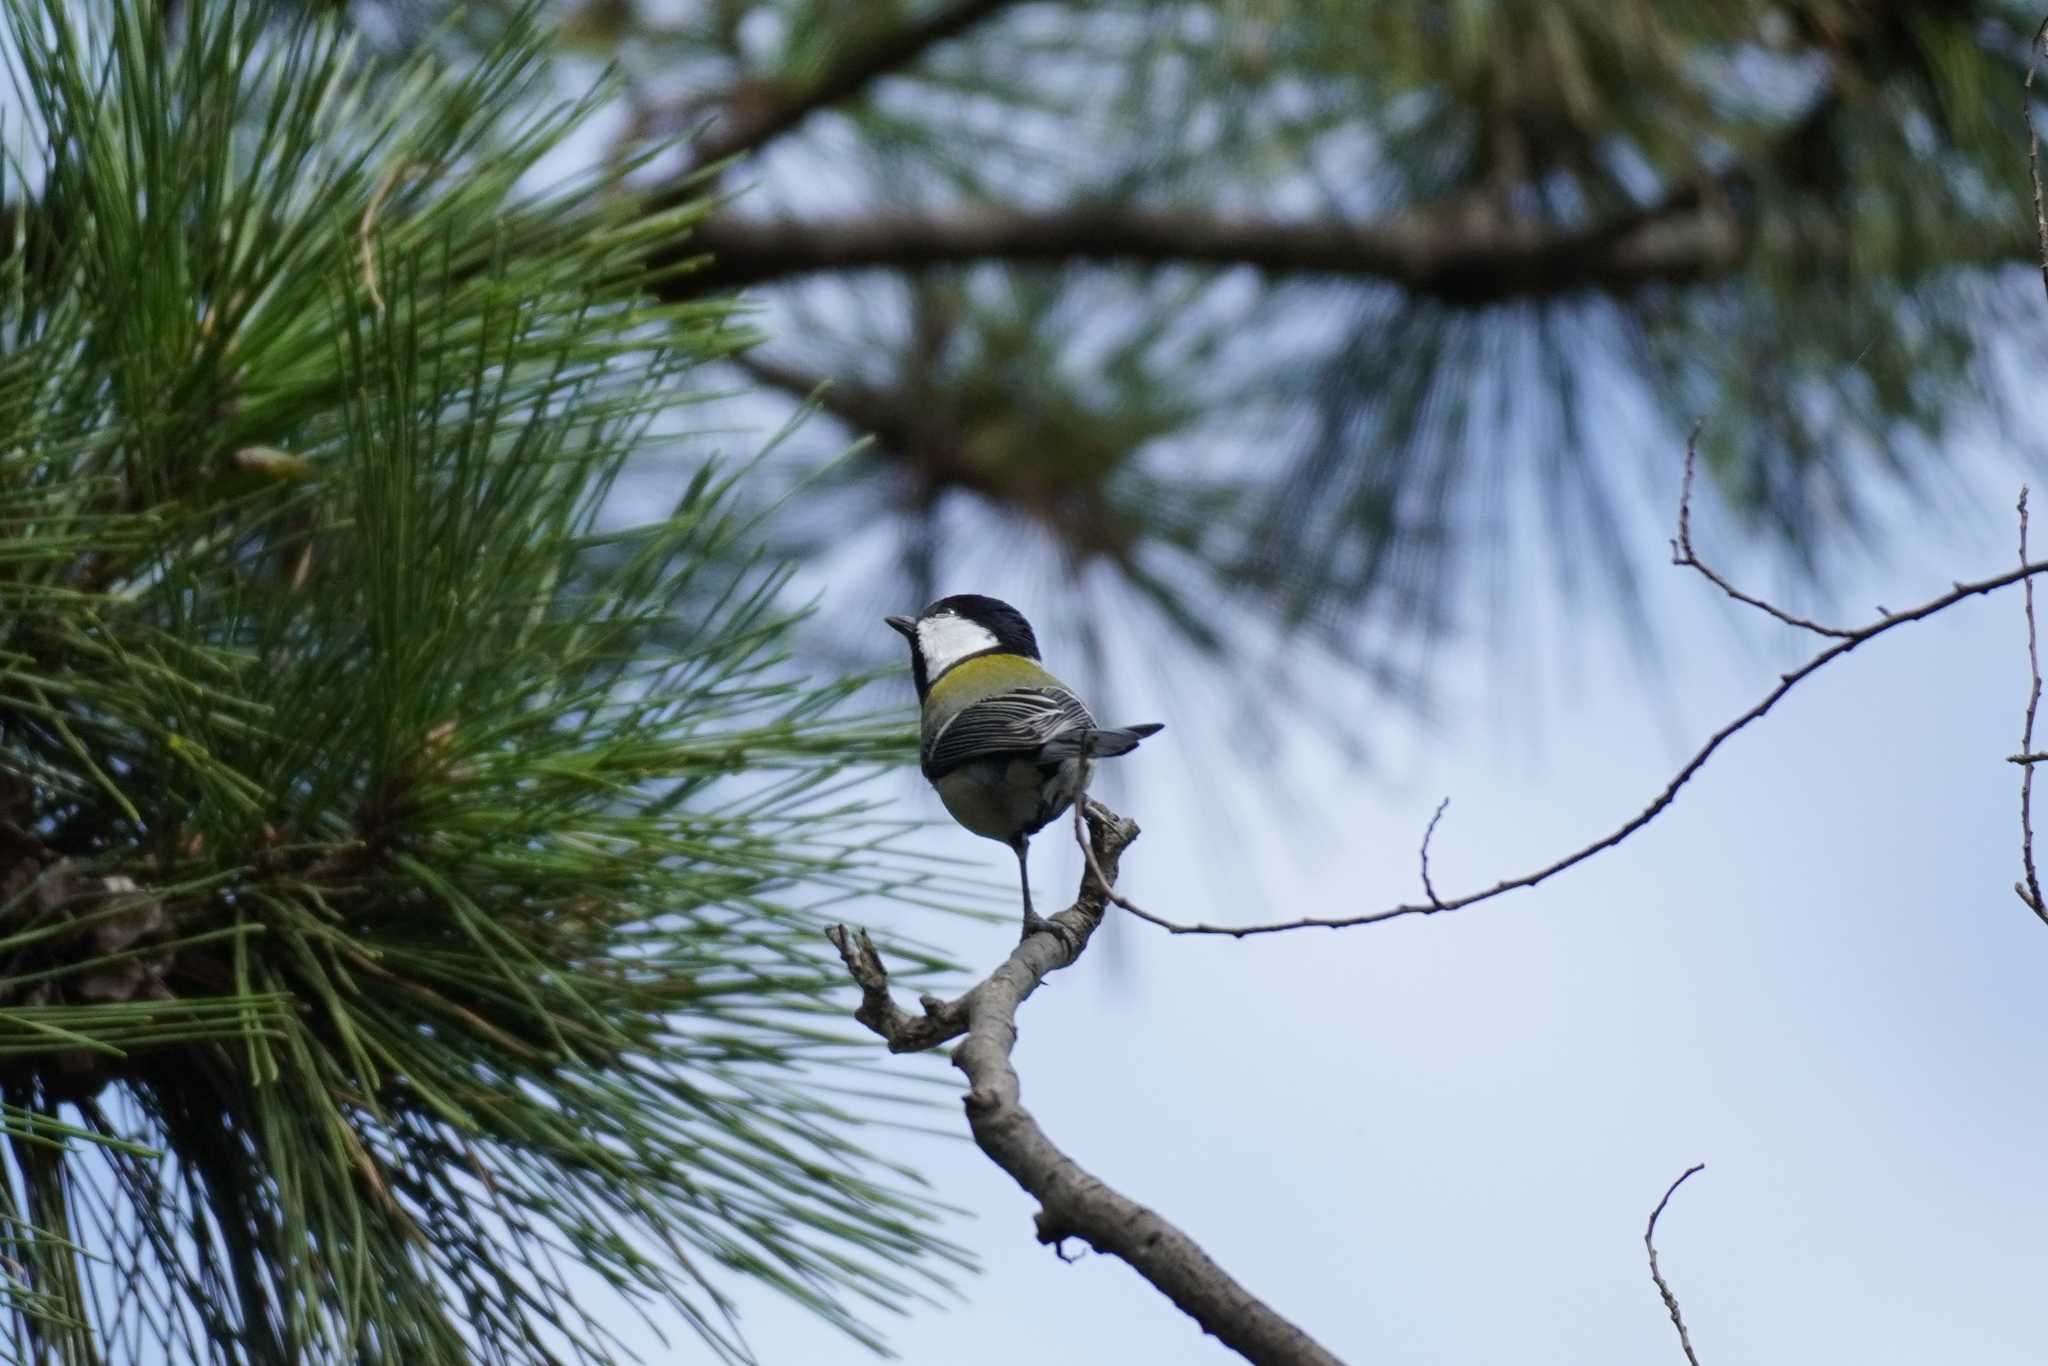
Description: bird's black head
xmin=920 ymin=595 xmax=1041 ymax=657
xmin=884 ymin=594 xmax=1041 ymax=699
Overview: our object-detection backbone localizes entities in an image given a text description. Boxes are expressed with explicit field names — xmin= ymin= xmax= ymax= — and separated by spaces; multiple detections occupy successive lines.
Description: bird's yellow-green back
xmin=921 ymin=653 xmax=1065 ymax=732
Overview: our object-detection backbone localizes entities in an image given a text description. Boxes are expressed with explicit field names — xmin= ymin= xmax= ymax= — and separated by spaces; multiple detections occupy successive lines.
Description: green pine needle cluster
xmin=0 ymin=2 xmax=966 ymax=1361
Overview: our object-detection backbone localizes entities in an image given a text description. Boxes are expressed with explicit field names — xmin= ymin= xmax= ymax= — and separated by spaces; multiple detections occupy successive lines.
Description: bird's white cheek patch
xmin=917 ymin=614 xmax=1000 ymax=677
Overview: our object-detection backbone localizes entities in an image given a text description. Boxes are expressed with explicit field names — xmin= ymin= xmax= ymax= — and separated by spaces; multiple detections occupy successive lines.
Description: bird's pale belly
xmin=932 ymin=756 xmax=1091 ymax=843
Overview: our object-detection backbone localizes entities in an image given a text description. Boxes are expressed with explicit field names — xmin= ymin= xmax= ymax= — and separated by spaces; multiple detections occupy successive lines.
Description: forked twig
xmin=1672 ymin=419 xmax=1851 ymax=638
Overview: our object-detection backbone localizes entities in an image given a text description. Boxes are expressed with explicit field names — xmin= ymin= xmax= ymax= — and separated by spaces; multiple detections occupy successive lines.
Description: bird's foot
xmin=1020 ymin=909 xmax=1053 ymax=942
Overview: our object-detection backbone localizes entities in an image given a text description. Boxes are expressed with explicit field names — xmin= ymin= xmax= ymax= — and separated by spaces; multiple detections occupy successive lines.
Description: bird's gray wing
xmin=922 ymin=688 xmax=1096 ymax=778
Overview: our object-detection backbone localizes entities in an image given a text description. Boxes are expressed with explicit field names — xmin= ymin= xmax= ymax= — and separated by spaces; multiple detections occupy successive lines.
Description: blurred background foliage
xmin=531 ymin=0 xmax=2046 ymax=719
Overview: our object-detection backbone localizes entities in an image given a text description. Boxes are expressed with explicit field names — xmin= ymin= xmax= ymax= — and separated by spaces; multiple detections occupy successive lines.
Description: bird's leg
xmin=1014 ymin=837 xmax=1048 ymax=940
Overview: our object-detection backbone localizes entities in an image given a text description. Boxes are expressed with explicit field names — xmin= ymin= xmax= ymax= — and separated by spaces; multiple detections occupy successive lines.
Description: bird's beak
xmin=884 ymin=615 xmax=917 ymax=639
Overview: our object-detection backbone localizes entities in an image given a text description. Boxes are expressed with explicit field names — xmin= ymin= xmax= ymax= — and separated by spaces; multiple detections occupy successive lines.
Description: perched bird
xmin=885 ymin=594 xmax=1162 ymax=938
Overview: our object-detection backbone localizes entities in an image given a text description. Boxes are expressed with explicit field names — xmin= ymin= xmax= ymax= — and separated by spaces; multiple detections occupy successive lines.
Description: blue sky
xmin=653 ymin=445 xmax=2048 ymax=1365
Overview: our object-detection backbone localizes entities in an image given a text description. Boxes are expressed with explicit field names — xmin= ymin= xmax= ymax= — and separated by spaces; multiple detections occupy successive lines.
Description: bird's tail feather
xmin=1043 ymin=722 xmax=1163 ymax=762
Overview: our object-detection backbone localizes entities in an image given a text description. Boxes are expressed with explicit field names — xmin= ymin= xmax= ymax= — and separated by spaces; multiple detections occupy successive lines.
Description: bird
xmin=885 ymin=594 xmax=1162 ymax=939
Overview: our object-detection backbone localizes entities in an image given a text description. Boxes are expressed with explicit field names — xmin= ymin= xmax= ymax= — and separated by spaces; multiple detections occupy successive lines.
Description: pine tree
xmin=0 ymin=2 xmax=964 ymax=1360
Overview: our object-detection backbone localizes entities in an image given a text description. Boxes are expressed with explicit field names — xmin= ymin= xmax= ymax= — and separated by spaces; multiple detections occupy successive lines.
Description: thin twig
xmin=1419 ymin=797 xmax=1450 ymax=908
xmin=1072 ymin=796 xmax=1112 ymax=899
xmin=1133 ymin=553 xmax=2048 ymax=936
xmin=1672 ymin=419 xmax=1851 ymax=638
xmin=2018 ymin=489 xmax=2047 ymax=924
xmin=2026 ymin=16 xmax=2048 ymax=304
xmin=1070 ymin=795 xmax=1155 ymax=927
xmin=1065 ymin=790 xmax=1179 ymax=932
xmin=829 ymin=806 xmax=1346 ymax=1366
xmin=1645 ymin=1164 xmax=1706 ymax=1366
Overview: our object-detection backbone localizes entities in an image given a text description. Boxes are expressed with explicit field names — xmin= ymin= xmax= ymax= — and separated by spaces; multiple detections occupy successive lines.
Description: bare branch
xmin=2017 ymin=488 xmax=2048 ymax=926
xmin=1645 ymin=1165 xmax=1707 ymax=1366
xmin=689 ymin=0 xmax=1020 ymax=169
xmin=830 ymin=803 xmax=1347 ymax=1366
xmin=1671 ymin=419 xmax=1852 ymax=638
xmin=1132 ymin=552 xmax=2048 ymax=936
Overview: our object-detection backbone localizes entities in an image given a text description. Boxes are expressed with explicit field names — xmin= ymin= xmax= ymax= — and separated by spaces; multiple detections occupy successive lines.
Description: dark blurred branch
xmin=673 ymin=199 xmax=1739 ymax=297
xmin=730 ymin=351 xmax=908 ymax=444
xmin=827 ymin=802 xmax=1347 ymax=1366
xmin=1645 ymin=1165 xmax=1707 ymax=1366
xmin=665 ymin=200 xmax=2028 ymax=302
xmin=732 ymin=348 xmax=1079 ymax=518
xmin=688 ymin=0 xmax=1022 ymax=169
